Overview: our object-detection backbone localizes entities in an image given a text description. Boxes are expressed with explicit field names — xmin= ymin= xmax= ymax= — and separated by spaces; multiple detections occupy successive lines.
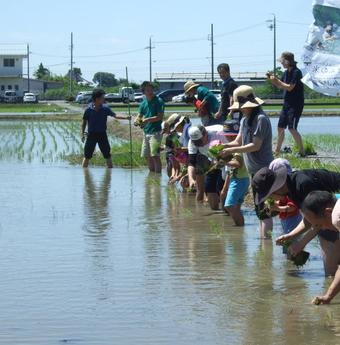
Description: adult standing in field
xmin=136 ymin=81 xmax=164 ymax=174
xmin=216 ymin=63 xmax=238 ymax=122
xmin=252 ymin=167 xmax=340 ymax=276
xmin=184 ymin=81 xmax=221 ymax=126
xmin=267 ymin=52 xmax=305 ymax=156
xmin=81 ymin=89 xmax=131 ymax=168
xmin=219 ymin=85 xmax=274 ymax=238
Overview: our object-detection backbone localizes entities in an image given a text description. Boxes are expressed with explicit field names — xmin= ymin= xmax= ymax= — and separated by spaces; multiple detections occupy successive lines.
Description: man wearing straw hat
xmin=267 ymin=51 xmax=305 ymax=157
xmin=184 ymin=81 xmax=221 ymax=126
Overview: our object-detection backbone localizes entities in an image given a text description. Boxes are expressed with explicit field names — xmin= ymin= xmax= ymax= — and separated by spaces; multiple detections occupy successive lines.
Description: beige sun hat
xmin=229 ymin=85 xmax=265 ymax=110
xmin=165 ymin=113 xmax=180 ymax=126
xmin=184 ymin=80 xmax=200 ymax=94
xmin=161 ymin=113 xmax=180 ymax=133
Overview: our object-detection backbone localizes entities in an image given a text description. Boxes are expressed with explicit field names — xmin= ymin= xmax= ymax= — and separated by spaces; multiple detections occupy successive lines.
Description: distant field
xmin=0 ymin=103 xmax=65 ymax=113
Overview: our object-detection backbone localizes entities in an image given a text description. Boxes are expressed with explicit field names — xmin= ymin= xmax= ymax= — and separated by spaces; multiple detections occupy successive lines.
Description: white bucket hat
xmin=188 ymin=126 xmax=203 ymax=141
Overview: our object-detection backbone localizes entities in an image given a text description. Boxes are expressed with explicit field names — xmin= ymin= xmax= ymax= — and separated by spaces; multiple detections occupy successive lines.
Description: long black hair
xmin=247 ymin=106 xmax=263 ymax=127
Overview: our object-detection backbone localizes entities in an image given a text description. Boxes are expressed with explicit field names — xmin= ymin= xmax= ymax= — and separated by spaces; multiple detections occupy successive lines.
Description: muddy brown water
xmin=0 ymin=119 xmax=340 ymax=344
xmin=1 ymin=162 xmax=340 ymax=345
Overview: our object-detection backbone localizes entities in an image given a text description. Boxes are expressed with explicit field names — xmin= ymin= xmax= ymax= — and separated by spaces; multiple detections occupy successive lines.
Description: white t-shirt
xmin=188 ymin=125 xmax=227 ymax=158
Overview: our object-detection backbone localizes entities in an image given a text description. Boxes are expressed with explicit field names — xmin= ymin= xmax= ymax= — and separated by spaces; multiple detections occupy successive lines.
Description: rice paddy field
xmin=0 ymin=117 xmax=340 ymax=345
xmin=0 ymin=118 xmax=339 ymax=170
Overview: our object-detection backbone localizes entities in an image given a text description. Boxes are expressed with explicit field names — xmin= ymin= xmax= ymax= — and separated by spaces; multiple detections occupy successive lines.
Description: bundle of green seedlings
xmin=205 ymin=144 xmax=233 ymax=175
xmin=133 ymin=115 xmax=145 ymax=129
xmin=282 ymin=239 xmax=310 ymax=267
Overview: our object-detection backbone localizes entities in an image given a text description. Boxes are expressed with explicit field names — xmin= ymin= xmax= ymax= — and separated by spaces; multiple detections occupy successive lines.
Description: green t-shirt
xmin=197 ymin=85 xmax=220 ymax=115
xmin=230 ymin=153 xmax=249 ymax=179
xmin=138 ymin=96 xmax=165 ymax=134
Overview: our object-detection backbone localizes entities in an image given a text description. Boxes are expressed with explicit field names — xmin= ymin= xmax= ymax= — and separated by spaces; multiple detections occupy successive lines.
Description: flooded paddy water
xmin=0 ymin=118 xmax=340 ymax=344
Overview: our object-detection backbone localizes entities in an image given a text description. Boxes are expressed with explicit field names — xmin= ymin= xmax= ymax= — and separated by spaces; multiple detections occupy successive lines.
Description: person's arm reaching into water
xmin=276 ymin=218 xmax=312 ymax=244
xmin=313 ymin=266 xmax=340 ymax=305
xmin=188 ymin=153 xmax=197 ymax=190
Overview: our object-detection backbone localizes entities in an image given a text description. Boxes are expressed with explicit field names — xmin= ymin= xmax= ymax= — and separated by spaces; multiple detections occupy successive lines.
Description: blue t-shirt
xmin=83 ymin=104 xmax=116 ymax=133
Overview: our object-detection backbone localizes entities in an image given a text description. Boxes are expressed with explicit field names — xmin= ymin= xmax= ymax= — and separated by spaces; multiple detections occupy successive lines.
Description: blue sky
xmin=1 ymin=0 xmax=314 ymax=82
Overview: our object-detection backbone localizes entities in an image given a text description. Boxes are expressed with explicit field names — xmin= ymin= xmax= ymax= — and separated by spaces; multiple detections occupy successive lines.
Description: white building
xmin=0 ymin=53 xmax=62 ymax=96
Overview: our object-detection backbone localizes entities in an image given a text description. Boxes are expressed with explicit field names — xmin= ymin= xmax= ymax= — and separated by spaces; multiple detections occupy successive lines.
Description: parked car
xmin=23 ymin=93 xmax=38 ymax=103
xmin=105 ymin=87 xmax=135 ymax=103
xmin=157 ymin=89 xmax=184 ymax=102
xmin=76 ymin=91 xmax=93 ymax=104
xmin=134 ymin=92 xmax=144 ymax=103
xmin=4 ymin=91 xmax=22 ymax=103
xmin=210 ymin=89 xmax=221 ymax=103
xmin=172 ymin=93 xmax=185 ymax=103
xmin=0 ymin=94 xmax=4 ymax=103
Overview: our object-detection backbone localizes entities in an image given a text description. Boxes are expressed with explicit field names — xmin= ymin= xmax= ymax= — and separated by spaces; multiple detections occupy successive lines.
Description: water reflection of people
xmin=83 ymin=168 xmax=112 ymax=234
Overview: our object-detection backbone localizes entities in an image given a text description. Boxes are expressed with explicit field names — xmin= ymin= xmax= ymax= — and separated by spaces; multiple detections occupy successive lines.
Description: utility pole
xmin=69 ymin=32 xmax=74 ymax=95
xmin=267 ymin=14 xmax=277 ymax=76
xmin=26 ymin=43 xmax=30 ymax=93
xmin=147 ymin=36 xmax=154 ymax=82
xmin=126 ymin=66 xmax=133 ymax=169
xmin=210 ymin=24 xmax=214 ymax=89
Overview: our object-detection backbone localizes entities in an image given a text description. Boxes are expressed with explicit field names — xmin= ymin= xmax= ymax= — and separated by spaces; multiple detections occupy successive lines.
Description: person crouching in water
xmin=81 ymin=88 xmax=131 ymax=168
xmin=267 ymin=159 xmax=303 ymax=253
xmin=188 ymin=124 xmax=227 ymax=210
xmin=220 ymin=120 xmax=250 ymax=226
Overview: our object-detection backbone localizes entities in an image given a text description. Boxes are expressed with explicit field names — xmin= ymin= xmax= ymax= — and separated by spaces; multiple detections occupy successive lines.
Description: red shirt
xmin=278 ymin=196 xmax=300 ymax=220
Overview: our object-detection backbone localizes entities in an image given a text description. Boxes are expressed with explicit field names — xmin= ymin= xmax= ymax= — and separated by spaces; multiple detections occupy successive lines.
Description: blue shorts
xmin=224 ymin=177 xmax=250 ymax=207
xmin=280 ymin=213 xmax=303 ymax=234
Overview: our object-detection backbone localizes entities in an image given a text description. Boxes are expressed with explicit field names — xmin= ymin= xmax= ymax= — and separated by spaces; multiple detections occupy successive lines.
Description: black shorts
xmin=205 ymin=169 xmax=224 ymax=194
xmin=84 ymin=132 xmax=111 ymax=159
xmin=278 ymin=104 xmax=304 ymax=130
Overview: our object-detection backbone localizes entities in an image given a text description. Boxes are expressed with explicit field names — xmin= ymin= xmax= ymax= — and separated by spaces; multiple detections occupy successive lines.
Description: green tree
xmin=66 ymin=67 xmax=83 ymax=83
xmin=34 ymin=63 xmax=51 ymax=79
xmin=93 ymin=72 xmax=118 ymax=87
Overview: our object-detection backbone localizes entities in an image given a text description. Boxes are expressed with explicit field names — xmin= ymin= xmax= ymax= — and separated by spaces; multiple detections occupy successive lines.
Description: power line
xmin=31 ymin=47 xmax=146 ymax=59
xmin=277 ymin=20 xmax=309 ymax=26
xmin=214 ymin=22 xmax=265 ymax=38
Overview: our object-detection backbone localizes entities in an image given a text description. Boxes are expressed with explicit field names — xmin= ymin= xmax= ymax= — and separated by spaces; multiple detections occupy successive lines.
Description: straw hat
xmin=161 ymin=113 xmax=178 ymax=133
xmin=165 ymin=113 xmax=181 ymax=127
xmin=173 ymin=115 xmax=188 ymax=130
xmin=229 ymin=85 xmax=264 ymax=110
xmin=184 ymin=80 xmax=200 ymax=94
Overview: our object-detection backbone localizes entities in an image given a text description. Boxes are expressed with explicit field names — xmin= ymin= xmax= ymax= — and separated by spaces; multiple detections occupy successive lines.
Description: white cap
xmin=188 ymin=126 xmax=203 ymax=141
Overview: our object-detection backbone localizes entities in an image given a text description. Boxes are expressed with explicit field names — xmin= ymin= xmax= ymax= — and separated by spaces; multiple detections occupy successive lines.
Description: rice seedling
xmin=45 ymin=123 xmax=58 ymax=153
xmin=208 ymin=219 xmax=223 ymax=236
